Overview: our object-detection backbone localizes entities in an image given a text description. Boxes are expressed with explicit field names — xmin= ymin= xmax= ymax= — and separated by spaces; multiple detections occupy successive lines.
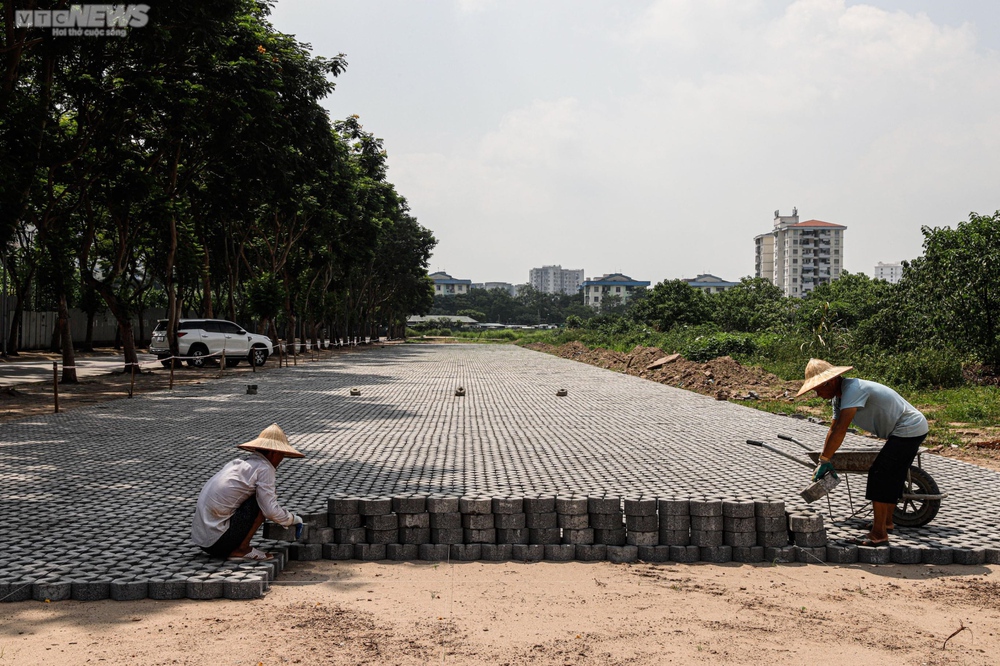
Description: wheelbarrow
xmin=747 ymin=433 xmax=946 ymax=527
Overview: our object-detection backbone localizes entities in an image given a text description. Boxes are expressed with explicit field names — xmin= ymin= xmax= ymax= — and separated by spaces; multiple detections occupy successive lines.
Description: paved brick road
xmin=1 ymin=344 xmax=997 ymax=602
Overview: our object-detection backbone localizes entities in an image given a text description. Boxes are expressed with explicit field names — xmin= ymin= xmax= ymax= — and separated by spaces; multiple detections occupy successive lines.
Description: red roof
xmin=790 ymin=219 xmax=846 ymax=229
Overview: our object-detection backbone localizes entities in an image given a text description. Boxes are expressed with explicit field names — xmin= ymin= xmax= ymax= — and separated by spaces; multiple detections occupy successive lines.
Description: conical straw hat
xmin=237 ymin=423 xmax=305 ymax=458
xmin=794 ymin=358 xmax=853 ymax=398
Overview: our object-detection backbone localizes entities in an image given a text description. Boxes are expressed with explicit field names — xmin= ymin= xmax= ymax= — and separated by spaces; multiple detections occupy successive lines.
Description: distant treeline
xmin=1 ymin=1 xmax=436 ymax=378
xmin=518 ymin=213 xmax=1000 ymax=388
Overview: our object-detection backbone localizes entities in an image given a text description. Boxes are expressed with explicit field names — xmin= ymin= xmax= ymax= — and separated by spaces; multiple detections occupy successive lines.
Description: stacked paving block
xmin=660 ymin=497 xmax=698 ymax=563
xmin=357 ymin=497 xmax=394 ymax=560
xmin=723 ymin=499 xmax=762 ymax=563
xmin=754 ymin=499 xmax=793 ymax=562
xmin=391 ymin=496 xmax=429 ymax=561
xmin=519 ymin=496 xmax=556 ymax=561
xmin=580 ymin=496 xmax=620 ymax=561
xmin=690 ymin=498 xmax=729 ymax=563
xmin=626 ymin=498 xmax=669 ymax=562
xmin=487 ymin=496 xmax=525 ymax=560
xmin=422 ymin=496 xmax=460 ymax=561
xmin=789 ymin=511 xmax=827 ymax=563
xmin=327 ymin=496 xmax=365 ymax=560
xmin=457 ymin=496 xmax=493 ymax=560
xmin=551 ymin=496 xmax=588 ymax=560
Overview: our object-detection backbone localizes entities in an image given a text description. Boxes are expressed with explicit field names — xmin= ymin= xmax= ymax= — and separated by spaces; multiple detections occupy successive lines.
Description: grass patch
xmin=905 ymin=386 xmax=1000 ymax=432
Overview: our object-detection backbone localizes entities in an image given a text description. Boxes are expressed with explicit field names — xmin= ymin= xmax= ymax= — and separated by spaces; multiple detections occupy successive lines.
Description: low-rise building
xmin=874 ymin=262 xmax=903 ymax=284
xmin=429 ymin=271 xmax=472 ymax=297
xmin=529 ymin=265 xmax=585 ymax=295
xmin=582 ymin=273 xmax=650 ymax=308
xmin=683 ymin=274 xmax=739 ymax=294
xmin=471 ymin=282 xmax=517 ymax=296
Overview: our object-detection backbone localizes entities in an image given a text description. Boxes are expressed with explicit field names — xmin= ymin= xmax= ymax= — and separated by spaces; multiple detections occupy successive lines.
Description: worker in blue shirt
xmin=796 ymin=359 xmax=928 ymax=547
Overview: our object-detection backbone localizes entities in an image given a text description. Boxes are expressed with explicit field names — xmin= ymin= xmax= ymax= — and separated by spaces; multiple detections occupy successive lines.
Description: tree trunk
xmin=83 ymin=310 xmax=95 ymax=352
xmin=118 ymin=320 xmax=139 ymax=372
xmin=202 ymin=244 xmax=213 ymax=318
xmin=57 ymin=293 xmax=78 ymax=383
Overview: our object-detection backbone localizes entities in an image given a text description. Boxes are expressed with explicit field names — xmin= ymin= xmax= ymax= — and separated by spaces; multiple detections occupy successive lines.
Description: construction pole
xmin=52 ymin=361 xmax=59 ymax=413
xmin=169 ymin=358 xmax=175 ymax=390
xmin=129 ymin=362 xmax=136 ymax=398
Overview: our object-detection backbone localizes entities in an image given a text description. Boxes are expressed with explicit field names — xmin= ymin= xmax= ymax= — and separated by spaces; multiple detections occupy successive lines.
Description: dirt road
xmin=2 ymin=560 xmax=997 ymax=665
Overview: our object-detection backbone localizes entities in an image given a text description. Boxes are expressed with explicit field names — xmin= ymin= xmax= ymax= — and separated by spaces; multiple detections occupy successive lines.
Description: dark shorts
xmin=865 ymin=433 xmax=927 ymax=504
xmin=201 ymin=494 xmax=261 ymax=558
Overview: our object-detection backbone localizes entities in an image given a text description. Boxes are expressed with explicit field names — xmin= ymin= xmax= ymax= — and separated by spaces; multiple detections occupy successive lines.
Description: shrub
xmin=860 ymin=348 xmax=964 ymax=389
xmin=681 ymin=332 xmax=759 ymax=362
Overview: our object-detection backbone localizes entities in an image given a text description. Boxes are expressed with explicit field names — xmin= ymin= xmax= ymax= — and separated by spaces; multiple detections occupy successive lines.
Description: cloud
xmin=390 ymin=0 xmax=1000 ymax=283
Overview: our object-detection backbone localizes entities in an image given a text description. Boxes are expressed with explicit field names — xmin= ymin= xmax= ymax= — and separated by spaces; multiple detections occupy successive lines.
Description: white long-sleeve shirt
xmin=190 ymin=452 xmax=296 ymax=547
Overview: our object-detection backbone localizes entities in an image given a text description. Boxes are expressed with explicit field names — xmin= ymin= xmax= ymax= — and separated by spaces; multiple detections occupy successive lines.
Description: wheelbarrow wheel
xmin=893 ymin=466 xmax=941 ymax=528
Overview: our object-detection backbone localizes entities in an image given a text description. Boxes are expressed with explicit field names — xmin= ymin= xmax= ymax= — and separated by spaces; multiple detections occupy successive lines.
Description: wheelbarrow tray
xmin=806 ymin=449 xmax=880 ymax=472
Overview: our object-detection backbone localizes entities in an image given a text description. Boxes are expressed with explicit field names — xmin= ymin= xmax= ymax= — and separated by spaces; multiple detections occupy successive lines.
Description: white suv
xmin=149 ymin=319 xmax=273 ymax=368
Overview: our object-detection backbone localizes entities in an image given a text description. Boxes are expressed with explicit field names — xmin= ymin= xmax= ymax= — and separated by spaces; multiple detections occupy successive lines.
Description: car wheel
xmin=187 ymin=346 xmax=208 ymax=368
xmin=250 ymin=346 xmax=268 ymax=367
xmin=225 ymin=357 xmax=241 ymax=367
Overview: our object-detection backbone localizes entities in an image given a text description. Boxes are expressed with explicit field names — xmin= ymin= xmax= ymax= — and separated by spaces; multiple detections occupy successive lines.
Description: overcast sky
xmin=269 ymin=0 xmax=1000 ymax=286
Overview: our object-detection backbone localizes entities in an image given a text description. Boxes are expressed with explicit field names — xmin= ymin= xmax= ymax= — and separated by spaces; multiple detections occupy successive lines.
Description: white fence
xmin=5 ymin=310 xmax=161 ymax=350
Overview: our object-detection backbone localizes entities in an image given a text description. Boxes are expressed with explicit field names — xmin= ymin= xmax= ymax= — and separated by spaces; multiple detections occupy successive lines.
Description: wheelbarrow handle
xmin=746 ymin=439 xmax=814 ymax=469
xmin=778 ymin=433 xmax=813 ymax=452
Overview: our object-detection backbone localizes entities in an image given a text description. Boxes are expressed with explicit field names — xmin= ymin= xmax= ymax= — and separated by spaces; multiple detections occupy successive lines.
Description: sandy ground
xmin=2 ymin=560 xmax=998 ymax=665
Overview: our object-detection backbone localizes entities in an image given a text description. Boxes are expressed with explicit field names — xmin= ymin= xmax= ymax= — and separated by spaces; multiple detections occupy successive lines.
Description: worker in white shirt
xmin=191 ymin=423 xmax=305 ymax=561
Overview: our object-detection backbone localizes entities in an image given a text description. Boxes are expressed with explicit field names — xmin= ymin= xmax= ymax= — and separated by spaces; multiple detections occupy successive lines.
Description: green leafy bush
xmin=681 ymin=332 xmax=759 ymax=362
xmin=860 ymin=348 xmax=964 ymax=389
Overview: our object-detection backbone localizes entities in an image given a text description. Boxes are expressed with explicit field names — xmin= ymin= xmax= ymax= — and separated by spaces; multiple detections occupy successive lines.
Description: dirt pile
xmin=525 ymin=341 xmax=801 ymax=401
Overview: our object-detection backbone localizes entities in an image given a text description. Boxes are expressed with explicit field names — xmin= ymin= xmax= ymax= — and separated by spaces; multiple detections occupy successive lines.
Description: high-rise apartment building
xmin=874 ymin=262 xmax=903 ymax=284
xmin=528 ymin=265 xmax=585 ymax=295
xmin=754 ymin=208 xmax=846 ymax=297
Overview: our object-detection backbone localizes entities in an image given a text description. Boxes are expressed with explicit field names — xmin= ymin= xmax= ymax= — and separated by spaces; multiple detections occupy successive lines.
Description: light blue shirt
xmin=832 ymin=378 xmax=928 ymax=439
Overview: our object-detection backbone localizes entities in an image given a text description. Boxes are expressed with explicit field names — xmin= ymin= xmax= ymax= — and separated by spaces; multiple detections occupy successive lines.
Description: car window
xmin=178 ymin=321 xmax=201 ymax=331
xmin=219 ymin=321 xmax=243 ymax=334
xmin=153 ymin=321 xmax=167 ymax=332
xmin=200 ymin=321 xmax=223 ymax=333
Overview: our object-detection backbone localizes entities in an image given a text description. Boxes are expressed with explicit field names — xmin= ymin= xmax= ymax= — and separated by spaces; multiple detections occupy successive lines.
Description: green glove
xmin=812 ymin=460 xmax=838 ymax=482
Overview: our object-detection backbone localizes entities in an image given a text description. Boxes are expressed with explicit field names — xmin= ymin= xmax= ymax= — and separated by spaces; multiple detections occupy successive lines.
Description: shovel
xmin=746 ymin=436 xmax=840 ymax=503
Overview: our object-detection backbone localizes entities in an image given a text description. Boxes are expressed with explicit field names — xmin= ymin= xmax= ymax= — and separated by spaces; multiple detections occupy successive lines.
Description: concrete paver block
xmin=754 ymin=500 xmax=785 ymax=518
xmin=366 ymin=529 xmax=398 ymax=545
xmin=691 ymin=516 xmax=723 ymax=531
xmin=670 ymin=545 xmax=700 ymax=563
xmin=387 ymin=544 xmax=419 ymax=561
xmin=796 ymin=546 xmax=826 ymax=563
xmin=590 ymin=513 xmax=624 ymax=530
xmin=186 ymin=579 xmax=223 ymax=600
xmin=481 ymin=544 xmax=513 ymax=561
xmin=952 ymin=548 xmax=986 ymax=565
xmin=788 ymin=514 xmax=823 ymax=532
xmin=594 ymin=528 xmax=627 ymax=546
xmin=354 ymin=544 xmax=387 ymax=561
xmin=462 ymin=514 xmax=495 ymax=530
xmin=329 ymin=514 xmax=364 ymax=529
xmin=555 ymin=497 xmax=589 ymax=515
xmin=659 ymin=529 xmax=691 ymax=546
xmin=224 ymin=577 xmax=265 ymax=600
xmin=418 ymin=544 xmax=450 ymax=561
xmin=305 ymin=527 xmax=334 ymax=544
xmin=147 ymin=578 xmax=188 ymax=600
xmin=291 ymin=543 xmax=323 ymax=560
xmin=588 ymin=497 xmax=621 ymax=514
xmin=494 ymin=513 xmax=526 ymax=529
xmin=398 ymin=528 xmax=431 ymax=545
xmin=723 ymin=517 xmax=755 ymax=533
xmin=398 ymin=513 xmax=431 ymax=529
xmin=558 ymin=514 xmax=590 ymax=530
xmin=429 ymin=512 xmax=462 ymax=529
xmin=606 ymin=545 xmax=638 ymax=564
xmin=792 ymin=531 xmax=827 ymax=548
xmin=529 ymin=528 xmax=561 ymax=545
xmin=690 ymin=530 xmax=724 ymax=547
xmin=392 ymin=497 xmax=427 ymax=514
xmin=637 ymin=545 xmax=671 ymax=562
xmin=755 ymin=516 xmax=785 ymax=532
xmin=496 ymin=528 xmax=529 ymax=544
xmin=889 ymin=546 xmax=922 ymax=564
xmin=522 ymin=498 xmax=556 ymax=514
xmin=492 ymin=498 xmax=523 ymax=514
xmin=700 ymin=545 xmax=732 ymax=563
xmin=450 ymin=544 xmax=482 ymax=561
xmin=730 ymin=546 xmax=764 ymax=563
xmin=427 ymin=497 xmax=460 ymax=513
xmin=857 ymin=545 xmax=891 ymax=565
xmin=625 ymin=515 xmax=659 ymax=532
xmin=459 ymin=497 xmax=492 ymax=514
xmin=357 ymin=498 xmax=392 ymax=516
xmin=757 ymin=531 xmax=789 ymax=548
xmin=110 ymin=578 xmax=148 ymax=601
xmin=512 ymin=544 xmax=544 ymax=562
xmin=623 ymin=498 xmax=657 ymax=516
xmin=322 ymin=544 xmax=355 ymax=560
xmin=32 ymin=580 xmax=71 ymax=602
xmin=327 ymin=498 xmax=359 ymax=514
xmin=724 ymin=531 xmax=758 ymax=547
xmin=334 ymin=528 xmax=367 ymax=544
xmin=366 ymin=514 xmax=398 ymax=530
xmin=525 ymin=512 xmax=558 ymax=529
xmin=464 ymin=528 xmax=497 ymax=543
xmin=562 ymin=528 xmax=595 ymax=545
xmin=825 ymin=544 xmax=858 ymax=564
xmin=658 ymin=498 xmax=690 ymax=516
xmin=764 ymin=546 xmax=797 ymax=563
xmin=575 ymin=544 xmax=608 ymax=561
xmin=689 ymin=500 xmax=723 ymax=517
xmin=626 ymin=531 xmax=658 ymax=547
xmin=431 ymin=528 xmax=465 ymax=545
xmin=545 ymin=545 xmax=576 ymax=561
